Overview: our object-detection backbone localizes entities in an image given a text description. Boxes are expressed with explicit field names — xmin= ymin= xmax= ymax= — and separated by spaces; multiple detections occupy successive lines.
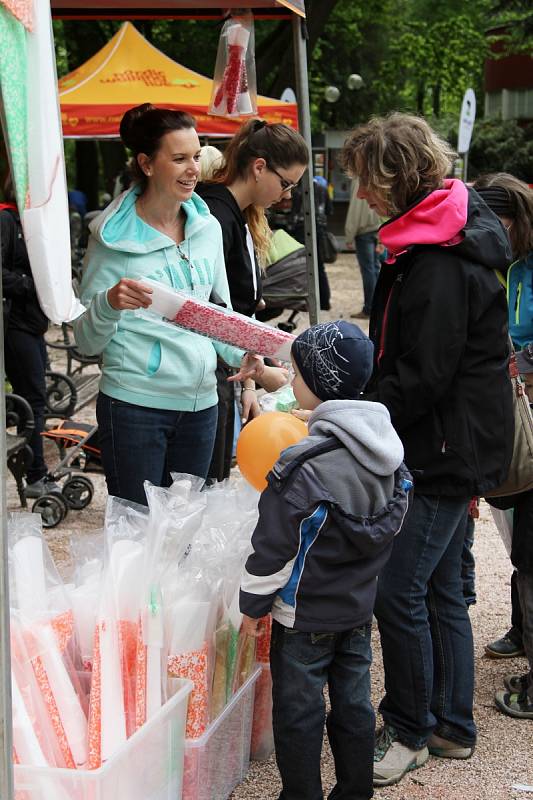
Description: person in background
xmin=241 ymin=320 xmax=411 ymax=800
xmin=289 ymin=175 xmax=333 ymax=311
xmin=340 ymin=113 xmax=513 ymax=786
xmin=1 ymin=181 xmax=58 ymax=497
xmin=73 ymin=103 xmax=263 ymax=505
xmin=198 ymin=144 xmax=224 ymax=181
xmin=344 ymin=177 xmax=382 ymax=319
xmin=473 ymin=173 xmax=533 ymax=718
xmin=196 ymin=120 xmax=308 ymax=481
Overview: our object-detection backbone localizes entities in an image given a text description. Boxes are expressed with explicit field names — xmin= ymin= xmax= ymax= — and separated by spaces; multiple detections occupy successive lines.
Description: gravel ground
xmin=6 ymin=253 xmax=533 ymax=798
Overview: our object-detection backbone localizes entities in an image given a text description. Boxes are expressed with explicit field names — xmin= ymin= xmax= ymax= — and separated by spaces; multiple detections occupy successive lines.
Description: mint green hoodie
xmin=73 ymin=186 xmax=243 ymax=411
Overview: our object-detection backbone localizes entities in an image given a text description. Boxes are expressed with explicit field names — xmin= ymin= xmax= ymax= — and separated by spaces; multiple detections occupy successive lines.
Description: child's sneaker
xmin=504 ymin=673 xmax=529 ymax=694
xmin=373 ymin=725 xmax=429 ymax=786
xmin=495 ymin=688 xmax=533 ymax=719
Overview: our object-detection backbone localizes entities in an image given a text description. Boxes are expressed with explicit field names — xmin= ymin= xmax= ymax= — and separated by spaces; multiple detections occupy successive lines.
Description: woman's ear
xmin=252 ymin=157 xmax=267 ymax=182
xmin=137 ymin=153 xmax=152 ymax=177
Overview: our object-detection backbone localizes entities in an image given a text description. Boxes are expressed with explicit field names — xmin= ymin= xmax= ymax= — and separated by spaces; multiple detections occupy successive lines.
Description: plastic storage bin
xmin=14 ymin=679 xmax=192 ymax=800
xmin=250 ymin=663 xmax=274 ymax=762
xmin=182 ymin=667 xmax=260 ymax=800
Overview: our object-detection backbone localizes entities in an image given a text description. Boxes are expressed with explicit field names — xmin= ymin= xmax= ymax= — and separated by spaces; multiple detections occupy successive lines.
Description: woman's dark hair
xmin=473 ymin=172 xmax=533 ymax=261
xmin=119 ymin=103 xmax=196 ymax=190
xmin=208 ymin=119 xmax=309 ymax=261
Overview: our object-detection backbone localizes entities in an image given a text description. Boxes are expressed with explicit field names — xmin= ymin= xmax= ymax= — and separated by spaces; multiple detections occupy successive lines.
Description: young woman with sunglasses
xmin=196 ymin=119 xmax=309 ymax=481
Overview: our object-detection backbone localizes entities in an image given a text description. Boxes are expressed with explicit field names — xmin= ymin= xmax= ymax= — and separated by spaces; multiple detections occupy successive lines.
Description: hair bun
xmin=119 ymin=103 xmax=156 ymax=149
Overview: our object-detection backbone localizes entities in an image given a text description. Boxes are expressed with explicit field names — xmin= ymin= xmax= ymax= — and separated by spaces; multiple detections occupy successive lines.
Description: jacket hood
xmin=88 ymin=185 xmax=213 ymax=254
xmin=380 ymin=179 xmax=512 ymax=270
xmin=308 ymin=399 xmax=404 ymax=476
xmin=195 ymin=182 xmax=244 ymax=223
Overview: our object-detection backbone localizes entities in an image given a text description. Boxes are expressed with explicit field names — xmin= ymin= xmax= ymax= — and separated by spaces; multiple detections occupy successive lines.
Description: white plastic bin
xmin=14 ymin=679 xmax=192 ymax=800
xmin=250 ymin=663 xmax=274 ymax=762
xmin=182 ymin=667 xmax=260 ymax=800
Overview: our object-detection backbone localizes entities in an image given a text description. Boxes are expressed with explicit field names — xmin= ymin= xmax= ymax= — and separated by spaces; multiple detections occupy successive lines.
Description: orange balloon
xmin=236 ymin=412 xmax=308 ymax=492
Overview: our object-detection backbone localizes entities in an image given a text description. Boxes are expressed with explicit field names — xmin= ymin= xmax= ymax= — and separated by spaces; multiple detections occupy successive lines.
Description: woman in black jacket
xmin=1 ymin=194 xmax=56 ymax=497
xmin=197 ymin=120 xmax=308 ymax=481
xmin=340 ymin=113 xmax=513 ymax=787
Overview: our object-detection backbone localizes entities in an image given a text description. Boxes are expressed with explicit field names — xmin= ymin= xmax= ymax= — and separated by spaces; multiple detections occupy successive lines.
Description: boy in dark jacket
xmin=240 ymin=321 xmax=412 ymax=800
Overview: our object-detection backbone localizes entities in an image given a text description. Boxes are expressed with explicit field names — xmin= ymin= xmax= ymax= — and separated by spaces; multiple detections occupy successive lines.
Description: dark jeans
xmin=511 ymin=570 xmax=524 ymax=639
xmin=516 ymin=570 xmax=533 ymax=701
xmin=270 ymin=620 xmax=374 ymax=800
xmin=96 ymin=392 xmax=218 ymax=505
xmin=354 ymin=233 xmax=380 ymax=315
xmin=461 ymin=515 xmax=476 ymax=606
xmin=4 ymin=329 xmax=47 ymax=483
xmin=374 ymin=494 xmax=476 ymax=750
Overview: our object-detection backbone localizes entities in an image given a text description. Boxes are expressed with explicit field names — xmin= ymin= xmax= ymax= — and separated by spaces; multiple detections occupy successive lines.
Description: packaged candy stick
xmin=9 ymin=514 xmax=88 ymax=769
xmin=210 ymin=622 xmax=230 ymax=721
xmin=255 ymin=615 xmax=272 ymax=663
xmin=251 ymin=667 xmax=275 ymax=762
xmin=209 ymin=11 xmax=257 ymax=117
xmin=140 ymin=278 xmax=295 ymax=361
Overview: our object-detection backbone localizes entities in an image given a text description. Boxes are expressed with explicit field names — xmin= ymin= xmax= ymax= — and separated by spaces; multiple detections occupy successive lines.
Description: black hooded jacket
xmin=196 ymin=183 xmax=262 ymax=317
xmin=365 ymin=185 xmax=514 ymax=497
xmin=1 ymin=208 xmax=48 ymax=336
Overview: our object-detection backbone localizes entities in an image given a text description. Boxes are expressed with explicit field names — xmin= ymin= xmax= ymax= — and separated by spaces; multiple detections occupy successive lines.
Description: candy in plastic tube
xmin=12 ymin=533 xmax=47 ymax=618
xmin=209 ymin=12 xmax=257 ymax=118
xmin=140 ymin=278 xmax=295 ymax=361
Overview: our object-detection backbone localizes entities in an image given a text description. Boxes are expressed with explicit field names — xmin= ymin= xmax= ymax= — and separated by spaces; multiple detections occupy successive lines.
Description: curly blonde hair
xmin=339 ymin=113 xmax=456 ymax=216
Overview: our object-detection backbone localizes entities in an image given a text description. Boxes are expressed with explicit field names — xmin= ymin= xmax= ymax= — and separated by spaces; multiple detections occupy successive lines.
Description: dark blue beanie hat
xmin=291 ymin=320 xmax=374 ymax=401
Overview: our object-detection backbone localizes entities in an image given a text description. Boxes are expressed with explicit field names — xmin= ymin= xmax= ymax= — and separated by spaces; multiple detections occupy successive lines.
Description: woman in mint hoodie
xmin=73 ymin=104 xmax=263 ymax=505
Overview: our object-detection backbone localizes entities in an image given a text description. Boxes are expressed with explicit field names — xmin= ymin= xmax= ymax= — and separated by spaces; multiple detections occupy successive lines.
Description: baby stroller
xmin=256 ymin=229 xmax=308 ymax=333
xmin=32 ymin=420 xmax=101 ymax=528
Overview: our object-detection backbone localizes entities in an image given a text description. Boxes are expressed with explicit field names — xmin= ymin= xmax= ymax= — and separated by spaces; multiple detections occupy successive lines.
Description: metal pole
xmin=0 ymin=225 xmax=14 ymax=800
xmin=292 ymin=13 xmax=320 ymax=325
xmin=463 ymin=150 xmax=469 ymax=183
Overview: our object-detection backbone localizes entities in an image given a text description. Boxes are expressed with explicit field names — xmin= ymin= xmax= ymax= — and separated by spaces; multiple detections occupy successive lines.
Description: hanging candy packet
xmin=209 ymin=11 xmax=257 ymax=117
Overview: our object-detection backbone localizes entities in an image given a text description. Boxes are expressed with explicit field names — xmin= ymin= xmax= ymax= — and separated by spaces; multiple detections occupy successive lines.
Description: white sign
xmin=280 ymin=87 xmax=297 ymax=104
xmin=458 ymin=88 xmax=476 ymax=154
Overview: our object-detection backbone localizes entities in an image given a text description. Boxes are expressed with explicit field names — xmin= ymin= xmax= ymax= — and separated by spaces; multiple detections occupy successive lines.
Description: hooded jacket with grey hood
xmin=240 ymin=400 xmax=412 ymax=632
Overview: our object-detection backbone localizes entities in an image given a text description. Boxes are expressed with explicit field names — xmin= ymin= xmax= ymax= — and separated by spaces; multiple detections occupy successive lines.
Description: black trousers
xmin=207 ymin=361 xmax=235 ymax=483
xmin=5 ymin=328 xmax=48 ymax=483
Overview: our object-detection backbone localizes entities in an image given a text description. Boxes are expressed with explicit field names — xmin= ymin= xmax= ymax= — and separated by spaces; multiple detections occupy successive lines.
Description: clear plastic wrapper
xmin=209 ymin=11 xmax=257 ymax=117
xmin=8 ymin=513 xmax=88 ymax=769
xmin=259 ymin=384 xmax=298 ymax=414
xmin=139 ymin=278 xmax=295 ymax=361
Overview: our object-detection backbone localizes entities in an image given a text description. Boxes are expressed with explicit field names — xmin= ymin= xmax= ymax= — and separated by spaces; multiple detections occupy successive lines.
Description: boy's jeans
xmin=374 ymin=494 xmax=477 ymax=750
xmin=270 ymin=620 xmax=374 ymax=800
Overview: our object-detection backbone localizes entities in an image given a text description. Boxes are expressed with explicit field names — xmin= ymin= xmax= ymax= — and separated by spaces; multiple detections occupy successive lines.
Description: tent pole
xmin=292 ymin=13 xmax=320 ymax=325
xmin=0 ymin=228 xmax=14 ymax=800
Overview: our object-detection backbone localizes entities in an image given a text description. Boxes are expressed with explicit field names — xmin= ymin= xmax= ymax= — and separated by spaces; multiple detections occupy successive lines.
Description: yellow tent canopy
xmin=59 ymin=21 xmax=298 ymax=137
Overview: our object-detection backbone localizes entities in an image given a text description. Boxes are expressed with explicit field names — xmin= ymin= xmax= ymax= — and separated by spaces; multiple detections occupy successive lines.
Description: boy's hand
xmin=241 ymin=615 xmax=262 ymax=638
xmin=292 ymin=408 xmax=312 ymax=423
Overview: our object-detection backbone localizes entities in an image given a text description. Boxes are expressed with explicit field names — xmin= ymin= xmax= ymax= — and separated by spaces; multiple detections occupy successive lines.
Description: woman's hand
xmin=292 ymin=408 xmax=312 ymax=423
xmin=107 ymin=278 xmax=153 ymax=311
xmin=240 ymin=388 xmax=261 ymax=424
xmin=229 ymin=353 xmax=265 ymax=383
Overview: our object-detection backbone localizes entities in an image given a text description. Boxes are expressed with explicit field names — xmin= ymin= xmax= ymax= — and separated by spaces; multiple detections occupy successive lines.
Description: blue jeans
xmin=270 ymin=620 xmax=374 ymax=800
xmin=461 ymin=515 xmax=476 ymax=606
xmin=355 ymin=233 xmax=380 ymax=315
xmin=96 ymin=392 xmax=218 ymax=505
xmin=374 ymin=494 xmax=476 ymax=750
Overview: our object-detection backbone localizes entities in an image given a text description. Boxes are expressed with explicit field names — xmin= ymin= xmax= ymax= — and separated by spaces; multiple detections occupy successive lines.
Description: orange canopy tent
xmin=59 ymin=21 xmax=298 ymax=138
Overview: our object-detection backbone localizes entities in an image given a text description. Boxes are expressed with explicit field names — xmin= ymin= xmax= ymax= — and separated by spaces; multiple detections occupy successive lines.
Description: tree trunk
xmin=416 ymin=81 xmax=425 ymax=114
xmin=256 ymin=0 xmax=340 ymax=99
xmin=99 ymin=141 xmax=128 ymax=196
xmin=432 ymin=81 xmax=442 ymax=117
xmin=75 ymin=141 xmax=100 ymax=211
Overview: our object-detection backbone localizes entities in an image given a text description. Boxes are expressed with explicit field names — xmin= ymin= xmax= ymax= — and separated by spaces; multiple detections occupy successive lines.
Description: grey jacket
xmin=240 ymin=400 xmax=412 ymax=631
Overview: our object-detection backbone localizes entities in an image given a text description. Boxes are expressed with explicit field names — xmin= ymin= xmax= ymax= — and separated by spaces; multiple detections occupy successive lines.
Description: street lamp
xmin=323 ymin=73 xmax=364 ymax=104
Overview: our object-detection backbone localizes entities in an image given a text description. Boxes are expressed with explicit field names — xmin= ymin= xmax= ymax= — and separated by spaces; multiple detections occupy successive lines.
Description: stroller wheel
xmin=32 ymin=493 xmax=69 ymax=528
xmin=62 ymin=476 xmax=94 ymax=510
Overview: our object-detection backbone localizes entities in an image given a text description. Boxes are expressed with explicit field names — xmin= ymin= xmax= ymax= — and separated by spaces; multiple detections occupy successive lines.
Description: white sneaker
xmin=373 ymin=725 xmax=429 ymax=787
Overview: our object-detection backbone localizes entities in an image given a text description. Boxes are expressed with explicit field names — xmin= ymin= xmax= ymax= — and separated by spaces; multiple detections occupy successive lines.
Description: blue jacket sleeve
xmin=240 ymin=485 xmax=309 ymax=619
